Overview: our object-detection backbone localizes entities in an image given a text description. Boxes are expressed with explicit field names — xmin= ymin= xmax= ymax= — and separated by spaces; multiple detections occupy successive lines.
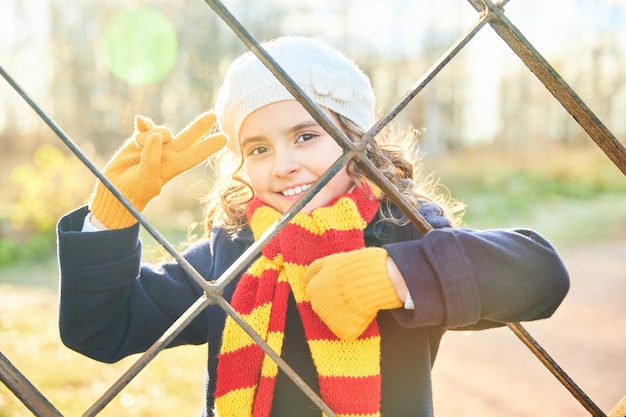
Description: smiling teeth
xmin=282 ymin=184 xmax=311 ymax=196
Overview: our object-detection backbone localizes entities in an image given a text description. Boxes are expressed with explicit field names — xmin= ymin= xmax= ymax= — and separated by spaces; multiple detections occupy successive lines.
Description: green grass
xmin=422 ymin=144 xmax=626 ymax=247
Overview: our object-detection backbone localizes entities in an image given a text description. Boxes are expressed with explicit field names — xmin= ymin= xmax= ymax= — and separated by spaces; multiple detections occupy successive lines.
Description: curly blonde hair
xmin=201 ymin=113 xmax=464 ymax=234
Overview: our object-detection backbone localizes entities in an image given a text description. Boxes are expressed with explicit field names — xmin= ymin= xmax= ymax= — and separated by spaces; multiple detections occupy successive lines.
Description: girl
xmin=57 ymin=36 xmax=569 ymax=417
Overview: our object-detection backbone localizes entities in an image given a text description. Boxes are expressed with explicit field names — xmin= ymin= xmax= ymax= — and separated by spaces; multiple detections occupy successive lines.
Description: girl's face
xmin=239 ymin=100 xmax=353 ymax=214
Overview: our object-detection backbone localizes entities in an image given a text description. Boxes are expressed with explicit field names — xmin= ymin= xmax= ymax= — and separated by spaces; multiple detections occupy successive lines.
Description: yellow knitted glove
xmin=89 ymin=111 xmax=227 ymax=229
xmin=303 ymin=247 xmax=403 ymax=340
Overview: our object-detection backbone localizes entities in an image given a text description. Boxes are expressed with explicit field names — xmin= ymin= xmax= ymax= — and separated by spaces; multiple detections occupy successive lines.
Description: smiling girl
xmin=57 ymin=36 xmax=569 ymax=417
xmin=238 ymin=101 xmax=352 ymax=215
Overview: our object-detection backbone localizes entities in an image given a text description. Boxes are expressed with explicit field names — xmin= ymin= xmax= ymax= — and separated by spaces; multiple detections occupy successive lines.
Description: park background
xmin=1 ymin=0 xmax=625 ymax=415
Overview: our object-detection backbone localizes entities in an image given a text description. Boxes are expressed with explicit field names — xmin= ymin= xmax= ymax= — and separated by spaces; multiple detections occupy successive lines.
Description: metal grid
xmin=1 ymin=0 xmax=625 ymax=416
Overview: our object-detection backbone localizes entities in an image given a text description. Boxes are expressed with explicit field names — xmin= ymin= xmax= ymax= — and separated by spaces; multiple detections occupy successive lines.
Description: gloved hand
xmin=302 ymin=247 xmax=403 ymax=340
xmin=89 ymin=111 xmax=227 ymax=229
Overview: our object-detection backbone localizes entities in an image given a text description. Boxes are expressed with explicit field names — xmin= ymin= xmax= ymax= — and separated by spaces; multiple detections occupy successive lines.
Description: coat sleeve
xmin=384 ymin=204 xmax=570 ymax=330
xmin=57 ymin=206 xmax=219 ymax=363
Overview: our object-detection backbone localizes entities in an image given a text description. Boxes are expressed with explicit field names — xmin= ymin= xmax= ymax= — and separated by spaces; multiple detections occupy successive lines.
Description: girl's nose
xmin=272 ymin=149 xmax=300 ymax=177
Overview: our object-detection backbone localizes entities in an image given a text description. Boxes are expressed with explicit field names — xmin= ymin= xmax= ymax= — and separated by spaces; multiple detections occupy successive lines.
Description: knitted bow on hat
xmin=89 ymin=111 xmax=227 ymax=229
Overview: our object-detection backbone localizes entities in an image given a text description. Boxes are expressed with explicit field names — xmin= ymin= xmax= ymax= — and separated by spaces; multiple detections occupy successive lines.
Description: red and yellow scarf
xmin=214 ymin=184 xmax=382 ymax=417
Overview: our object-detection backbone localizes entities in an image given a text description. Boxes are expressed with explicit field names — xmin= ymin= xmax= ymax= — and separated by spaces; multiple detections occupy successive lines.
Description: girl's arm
xmin=384 ymin=206 xmax=570 ymax=330
xmin=57 ymin=206 xmax=221 ymax=363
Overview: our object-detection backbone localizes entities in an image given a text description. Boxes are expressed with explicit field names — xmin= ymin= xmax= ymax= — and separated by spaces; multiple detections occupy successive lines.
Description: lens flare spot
xmin=101 ymin=7 xmax=178 ymax=85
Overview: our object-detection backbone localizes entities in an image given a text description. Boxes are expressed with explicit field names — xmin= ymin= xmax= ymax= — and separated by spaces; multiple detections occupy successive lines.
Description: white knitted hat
xmin=214 ymin=36 xmax=375 ymax=151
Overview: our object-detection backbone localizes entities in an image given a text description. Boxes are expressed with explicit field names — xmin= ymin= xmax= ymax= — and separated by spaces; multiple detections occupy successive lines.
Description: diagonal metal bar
xmin=507 ymin=322 xmax=607 ymax=417
xmin=83 ymin=296 xmax=212 ymax=416
xmin=0 ymin=351 xmax=64 ymax=417
xmin=210 ymin=150 xmax=352 ymax=291
xmin=0 ymin=66 xmax=338 ymax=417
xmin=83 ymin=291 xmax=339 ymax=417
xmin=470 ymin=0 xmax=626 ymax=176
xmin=465 ymin=2 xmax=611 ymax=416
xmin=204 ymin=0 xmax=426 ymax=237
xmin=353 ymin=12 xmax=492 ymax=233
xmin=204 ymin=0 xmax=352 ymax=157
xmin=201 ymin=3 xmax=608 ymax=417
xmin=0 ymin=66 xmax=216 ymax=417
xmin=3 ymin=49 xmax=362 ymax=417
xmin=212 ymin=296 xmax=339 ymax=417
xmin=202 ymin=0 xmax=418 ymax=243
xmin=0 ymin=66 xmax=218 ymax=296
xmin=202 ymin=0 xmax=369 ymax=295
xmin=1 ymin=0 xmax=616 ymax=415
xmin=4 ymin=7 xmax=355 ymax=412
xmin=348 ymin=32 xmax=610 ymax=417
xmin=363 ymin=11 xmax=491 ymax=158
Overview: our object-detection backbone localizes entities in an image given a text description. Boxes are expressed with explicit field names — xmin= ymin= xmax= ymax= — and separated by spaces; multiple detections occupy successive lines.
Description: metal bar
xmin=0 ymin=66 xmax=221 ymax=415
xmin=203 ymin=0 xmax=352 ymax=155
xmin=85 ymin=285 xmax=339 ymax=416
xmin=363 ymin=12 xmax=491 ymax=156
xmin=213 ymin=297 xmax=338 ymax=417
xmin=211 ymin=151 xmax=352 ymax=292
xmin=204 ymin=0 xmax=431 ymax=237
xmin=3 ymin=47 xmax=341 ymax=417
xmin=83 ymin=296 xmax=212 ymax=416
xmin=83 ymin=170 xmax=353 ymax=416
xmin=464 ymin=2 xmax=611 ymax=416
xmin=197 ymin=3 xmax=609 ymax=417
xmin=0 ymin=0 xmax=616 ymax=415
xmin=507 ymin=322 xmax=607 ymax=417
xmin=1 ymin=65 xmax=335 ymax=417
xmin=0 ymin=351 xmax=64 ymax=417
xmin=203 ymin=0 xmax=430 ymax=238
xmin=476 ymin=0 xmax=626 ymax=176
xmin=83 ymin=289 xmax=339 ymax=416
xmin=203 ymin=0 xmax=431 ymax=237
xmin=0 ymin=66 xmax=218 ymax=296
xmin=200 ymin=0 xmax=375 ymax=289
xmin=352 ymin=12 xmax=493 ymax=234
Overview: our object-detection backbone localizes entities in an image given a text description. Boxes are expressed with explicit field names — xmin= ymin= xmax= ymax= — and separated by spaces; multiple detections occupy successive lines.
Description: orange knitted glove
xmin=303 ymin=247 xmax=403 ymax=340
xmin=89 ymin=111 xmax=227 ymax=229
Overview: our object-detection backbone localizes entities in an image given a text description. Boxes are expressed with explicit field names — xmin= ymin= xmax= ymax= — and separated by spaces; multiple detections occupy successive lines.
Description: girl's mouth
xmin=281 ymin=183 xmax=312 ymax=196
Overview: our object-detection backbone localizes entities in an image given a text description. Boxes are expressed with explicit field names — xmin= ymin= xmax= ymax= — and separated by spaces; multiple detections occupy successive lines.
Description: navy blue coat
xmin=57 ymin=203 xmax=569 ymax=416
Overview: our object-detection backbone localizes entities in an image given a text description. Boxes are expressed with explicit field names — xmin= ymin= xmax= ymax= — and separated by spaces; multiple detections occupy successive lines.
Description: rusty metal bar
xmin=204 ymin=0 xmax=492 ymax=237
xmin=213 ymin=296 xmax=339 ymax=416
xmin=467 ymin=1 xmax=612 ymax=416
xmin=0 ymin=0 xmax=618 ymax=415
xmin=84 ymin=249 xmax=340 ymax=417
xmin=507 ymin=323 xmax=607 ymax=417
xmin=364 ymin=12 xmax=490 ymax=160
xmin=0 ymin=66 xmax=217 ymax=296
xmin=203 ymin=0 xmax=351 ymax=159
xmin=1 ymin=66 xmax=338 ymax=417
xmin=0 ymin=351 xmax=64 ymax=417
xmin=199 ymin=5 xmax=602 ymax=417
xmin=353 ymin=13 xmax=492 ymax=233
xmin=473 ymin=0 xmax=626 ymax=176
xmin=210 ymin=150 xmax=352 ymax=292
xmin=365 ymin=0 xmax=611 ymax=415
xmin=83 ymin=296 xmax=211 ymax=416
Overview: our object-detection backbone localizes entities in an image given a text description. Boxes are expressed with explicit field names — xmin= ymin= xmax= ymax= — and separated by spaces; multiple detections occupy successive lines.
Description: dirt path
xmin=432 ymin=237 xmax=626 ymax=416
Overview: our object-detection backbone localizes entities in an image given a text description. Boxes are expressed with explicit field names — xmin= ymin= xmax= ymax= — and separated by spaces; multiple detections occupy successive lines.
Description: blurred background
xmin=1 ymin=0 xmax=625 ymax=416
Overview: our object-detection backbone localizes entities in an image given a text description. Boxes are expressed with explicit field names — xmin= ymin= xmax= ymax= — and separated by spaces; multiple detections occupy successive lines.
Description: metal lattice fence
xmin=1 ymin=0 xmax=625 ymax=416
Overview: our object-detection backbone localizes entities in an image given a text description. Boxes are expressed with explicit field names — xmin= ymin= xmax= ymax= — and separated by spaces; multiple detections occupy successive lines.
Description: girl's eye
xmin=248 ymin=146 xmax=269 ymax=156
xmin=296 ymin=133 xmax=317 ymax=143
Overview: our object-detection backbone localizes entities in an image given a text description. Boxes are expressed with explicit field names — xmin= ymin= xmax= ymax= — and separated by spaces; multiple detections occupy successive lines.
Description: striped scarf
xmin=214 ymin=184 xmax=382 ymax=417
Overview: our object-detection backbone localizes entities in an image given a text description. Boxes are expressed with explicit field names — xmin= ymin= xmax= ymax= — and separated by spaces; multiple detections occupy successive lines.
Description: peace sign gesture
xmin=89 ymin=111 xmax=227 ymax=229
